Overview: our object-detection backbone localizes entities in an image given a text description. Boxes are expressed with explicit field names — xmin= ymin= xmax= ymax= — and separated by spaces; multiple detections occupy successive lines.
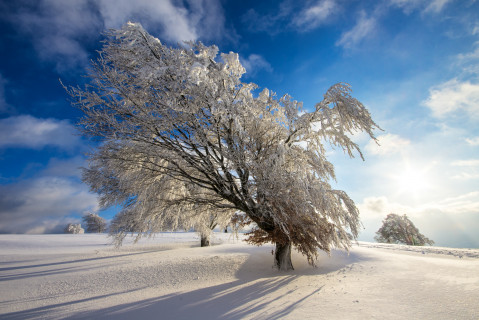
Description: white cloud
xmin=23 ymin=216 xmax=83 ymax=234
xmin=182 ymin=0 xmax=228 ymax=42
xmin=365 ymin=133 xmax=410 ymax=156
xmin=358 ymin=196 xmax=412 ymax=218
xmin=466 ymin=136 xmax=479 ymax=146
xmin=423 ymin=79 xmax=479 ymax=118
xmin=41 ymin=156 xmax=86 ymax=179
xmin=457 ymin=46 xmax=479 ymax=62
xmin=97 ymin=0 xmax=197 ymax=42
xmin=9 ymin=0 xmax=227 ymax=70
xmin=359 ymin=196 xmax=390 ymax=215
xmin=424 ymin=0 xmax=453 ymax=14
xmin=389 ymin=0 xmax=453 ymax=14
xmin=0 ymin=175 xmax=98 ymax=234
xmin=359 ymin=192 xmax=479 ymax=220
xmin=240 ymin=54 xmax=273 ymax=76
xmin=0 ymin=154 xmax=97 ymax=234
xmin=473 ymin=24 xmax=479 ymax=35
xmin=98 ymin=0 xmax=226 ymax=42
xmin=433 ymin=192 xmax=479 ymax=214
xmin=336 ymin=11 xmax=376 ymax=49
xmin=451 ymin=172 xmax=479 ymax=180
xmin=0 ymin=115 xmax=81 ymax=150
xmin=451 ymin=160 xmax=479 ymax=180
xmin=12 ymin=0 xmax=102 ymax=71
xmin=292 ymin=0 xmax=336 ymax=30
xmin=455 ymin=45 xmax=479 ymax=76
xmin=242 ymin=0 xmax=337 ymax=34
xmin=389 ymin=0 xmax=421 ymax=13
xmin=451 ymin=159 xmax=479 ymax=167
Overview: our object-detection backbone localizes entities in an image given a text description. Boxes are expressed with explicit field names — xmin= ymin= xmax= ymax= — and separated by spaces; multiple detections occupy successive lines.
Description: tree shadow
xmin=80 ymin=248 xmax=365 ymax=319
xmin=73 ymin=277 xmax=320 ymax=320
xmin=0 ymin=289 xmax=149 ymax=320
xmin=1 ymin=246 xmax=367 ymax=319
xmin=0 ymin=249 xmax=169 ymax=282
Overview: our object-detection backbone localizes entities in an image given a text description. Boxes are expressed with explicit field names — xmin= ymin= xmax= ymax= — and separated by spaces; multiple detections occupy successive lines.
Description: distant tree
xmin=375 ymin=213 xmax=434 ymax=246
xmin=66 ymin=22 xmax=379 ymax=270
xmin=64 ymin=223 xmax=84 ymax=234
xmin=82 ymin=213 xmax=107 ymax=233
xmin=195 ymin=210 xmax=231 ymax=247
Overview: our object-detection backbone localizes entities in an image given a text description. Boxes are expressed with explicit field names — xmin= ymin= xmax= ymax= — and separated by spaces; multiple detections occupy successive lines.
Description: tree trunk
xmin=200 ymin=233 xmax=210 ymax=247
xmin=274 ymin=241 xmax=294 ymax=271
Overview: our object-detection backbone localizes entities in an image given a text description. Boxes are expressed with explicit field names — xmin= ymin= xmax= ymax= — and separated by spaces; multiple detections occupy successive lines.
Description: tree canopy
xmin=375 ymin=213 xmax=434 ymax=246
xmin=64 ymin=223 xmax=84 ymax=234
xmin=66 ymin=22 xmax=380 ymax=270
xmin=82 ymin=213 xmax=107 ymax=233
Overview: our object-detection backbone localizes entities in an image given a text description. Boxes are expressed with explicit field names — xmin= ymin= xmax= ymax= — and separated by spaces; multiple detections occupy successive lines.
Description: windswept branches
xmin=67 ymin=22 xmax=379 ymax=269
xmin=285 ymin=83 xmax=380 ymax=160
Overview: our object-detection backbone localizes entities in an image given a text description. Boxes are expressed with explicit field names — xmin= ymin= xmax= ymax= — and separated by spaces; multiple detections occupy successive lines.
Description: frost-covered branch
xmin=66 ymin=22 xmax=380 ymax=269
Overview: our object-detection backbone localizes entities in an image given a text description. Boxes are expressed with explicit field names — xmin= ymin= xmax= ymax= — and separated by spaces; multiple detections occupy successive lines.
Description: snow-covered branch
xmin=66 ymin=22 xmax=380 ymax=269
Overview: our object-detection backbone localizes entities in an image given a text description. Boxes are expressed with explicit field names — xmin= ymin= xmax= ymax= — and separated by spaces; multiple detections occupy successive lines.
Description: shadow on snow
xmin=1 ymin=245 xmax=367 ymax=319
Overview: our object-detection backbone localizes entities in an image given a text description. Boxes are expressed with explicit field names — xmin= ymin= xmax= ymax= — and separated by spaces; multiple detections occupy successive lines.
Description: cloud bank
xmin=423 ymin=79 xmax=479 ymax=119
xmin=4 ymin=0 xmax=228 ymax=71
xmin=0 ymin=115 xmax=82 ymax=150
xmin=0 ymin=115 xmax=97 ymax=233
xmin=0 ymin=157 xmax=98 ymax=234
xmin=242 ymin=0 xmax=337 ymax=34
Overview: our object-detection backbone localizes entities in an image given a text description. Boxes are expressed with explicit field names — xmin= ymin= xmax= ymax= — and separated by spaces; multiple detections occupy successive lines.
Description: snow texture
xmin=1 ymin=233 xmax=478 ymax=319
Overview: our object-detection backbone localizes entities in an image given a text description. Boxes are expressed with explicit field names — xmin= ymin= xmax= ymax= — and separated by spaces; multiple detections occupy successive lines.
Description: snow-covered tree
xmin=82 ymin=212 xmax=107 ymax=233
xmin=66 ymin=22 xmax=379 ymax=270
xmin=375 ymin=213 xmax=434 ymax=246
xmin=64 ymin=223 xmax=84 ymax=234
xmin=194 ymin=209 xmax=231 ymax=247
xmin=109 ymin=199 xmax=230 ymax=247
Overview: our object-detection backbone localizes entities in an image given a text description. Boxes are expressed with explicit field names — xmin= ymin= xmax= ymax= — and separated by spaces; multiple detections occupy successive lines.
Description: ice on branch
xmin=65 ymin=22 xmax=380 ymax=270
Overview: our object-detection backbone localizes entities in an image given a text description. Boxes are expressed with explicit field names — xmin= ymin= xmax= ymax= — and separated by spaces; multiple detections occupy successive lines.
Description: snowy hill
xmin=1 ymin=233 xmax=478 ymax=319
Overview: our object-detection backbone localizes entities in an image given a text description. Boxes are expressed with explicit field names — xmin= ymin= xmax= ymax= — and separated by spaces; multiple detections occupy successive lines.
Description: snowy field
xmin=1 ymin=233 xmax=478 ymax=319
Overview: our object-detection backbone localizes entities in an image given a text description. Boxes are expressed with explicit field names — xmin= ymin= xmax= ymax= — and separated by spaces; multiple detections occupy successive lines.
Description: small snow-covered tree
xmin=375 ymin=213 xmax=434 ymax=246
xmin=64 ymin=223 xmax=84 ymax=234
xmin=66 ymin=22 xmax=379 ymax=270
xmin=194 ymin=209 xmax=231 ymax=247
xmin=82 ymin=213 xmax=107 ymax=233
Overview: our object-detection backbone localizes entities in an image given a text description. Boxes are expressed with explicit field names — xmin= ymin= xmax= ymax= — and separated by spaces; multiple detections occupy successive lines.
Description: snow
xmin=1 ymin=233 xmax=478 ymax=319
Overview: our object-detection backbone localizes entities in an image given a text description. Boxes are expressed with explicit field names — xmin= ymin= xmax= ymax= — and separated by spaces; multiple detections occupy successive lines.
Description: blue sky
xmin=0 ymin=0 xmax=478 ymax=248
